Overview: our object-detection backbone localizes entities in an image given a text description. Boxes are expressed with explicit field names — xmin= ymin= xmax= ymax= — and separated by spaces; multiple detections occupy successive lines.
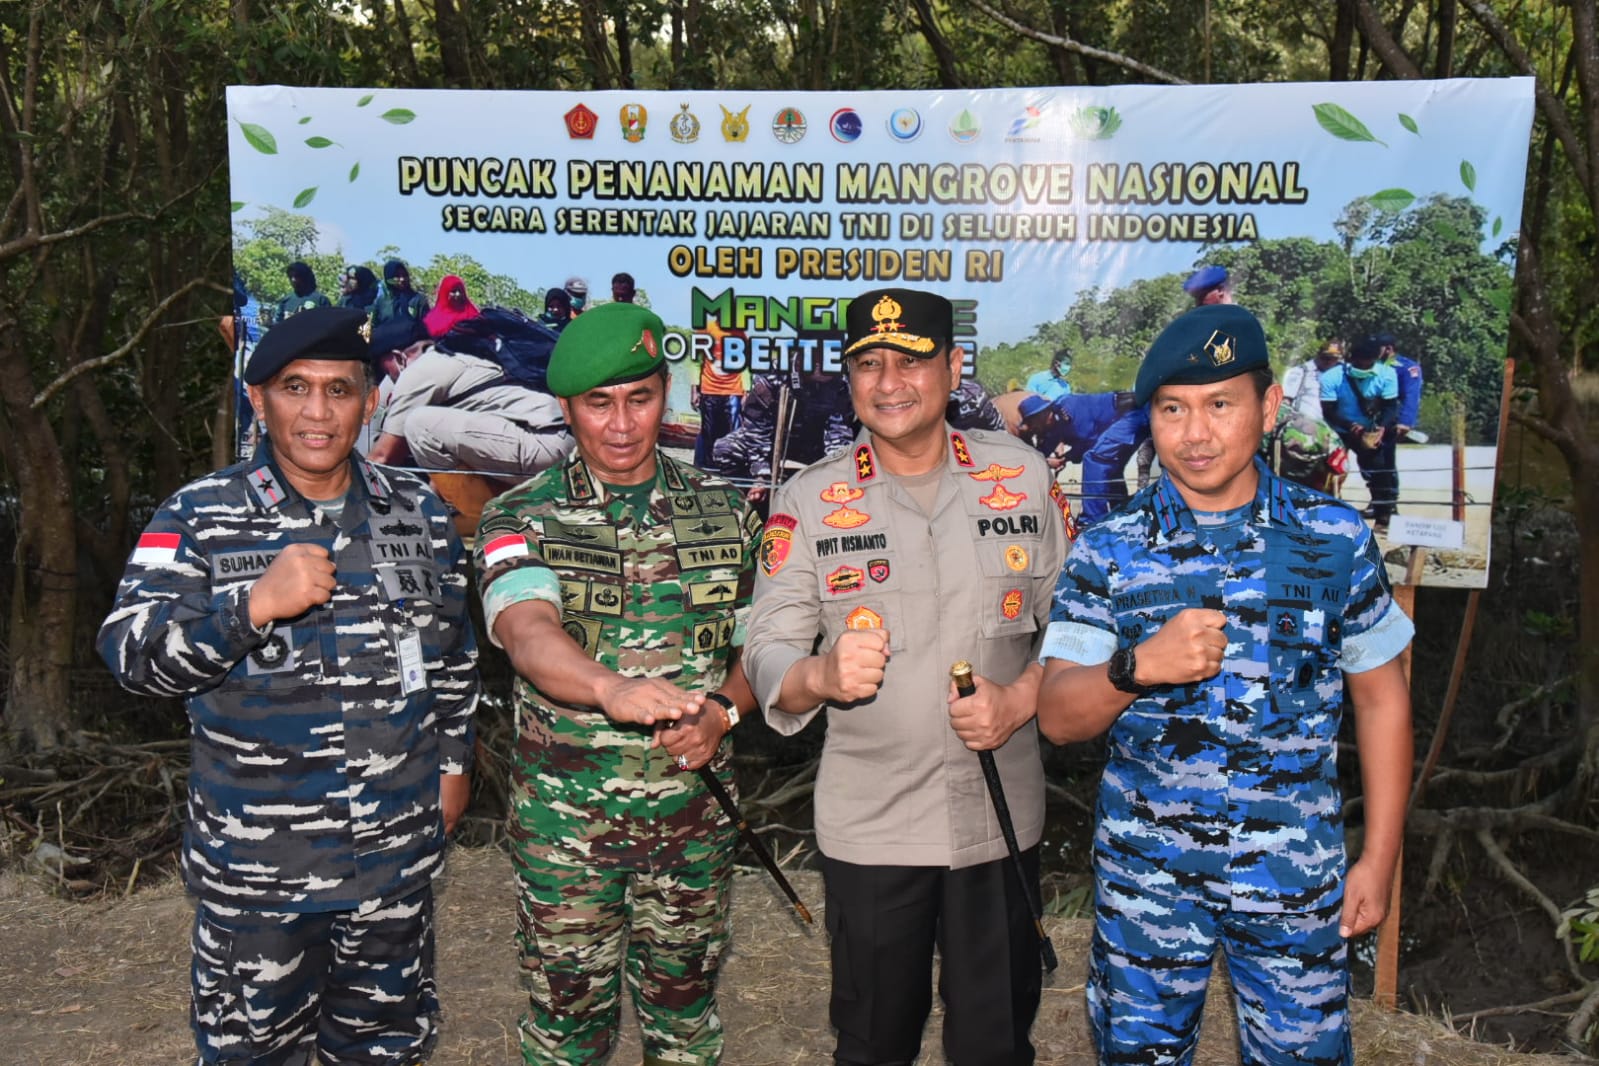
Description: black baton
xmin=952 ymin=661 xmax=1058 ymax=972
xmin=697 ymin=766 xmax=814 ymax=925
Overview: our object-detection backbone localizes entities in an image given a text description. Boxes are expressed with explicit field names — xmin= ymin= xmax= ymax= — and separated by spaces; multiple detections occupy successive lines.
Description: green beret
xmin=244 ymin=305 xmax=369 ymax=385
xmin=1133 ymin=304 xmax=1268 ymax=406
xmin=546 ymin=302 xmax=669 ymax=397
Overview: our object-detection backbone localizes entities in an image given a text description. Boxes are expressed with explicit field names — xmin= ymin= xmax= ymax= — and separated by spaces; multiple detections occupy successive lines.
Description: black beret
xmin=843 ymin=288 xmax=953 ymax=359
xmin=1133 ymin=304 xmax=1268 ymax=406
xmin=244 ymin=305 xmax=370 ymax=385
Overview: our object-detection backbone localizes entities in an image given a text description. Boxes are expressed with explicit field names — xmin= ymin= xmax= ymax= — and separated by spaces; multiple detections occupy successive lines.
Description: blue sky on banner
xmin=228 ymin=79 xmax=1533 ymax=354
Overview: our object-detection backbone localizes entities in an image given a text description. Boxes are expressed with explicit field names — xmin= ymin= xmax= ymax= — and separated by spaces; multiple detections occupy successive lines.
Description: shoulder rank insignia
xmin=854 ymin=444 xmax=877 ymax=482
xmin=950 ymin=432 xmax=975 ymax=468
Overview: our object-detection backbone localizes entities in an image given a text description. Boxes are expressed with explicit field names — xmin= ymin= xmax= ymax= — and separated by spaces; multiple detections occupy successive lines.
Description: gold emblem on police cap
xmin=870 ymin=295 xmax=906 ymax=334
xmin=1204 ymin=330 xmax=1236 ymax=367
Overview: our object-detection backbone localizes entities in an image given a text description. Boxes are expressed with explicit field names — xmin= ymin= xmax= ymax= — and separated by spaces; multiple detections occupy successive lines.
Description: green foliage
xmin=1557 ymin=886 xmax=1599 ymax=964
xmin=979 ymin=194 xmax=1510 ymax=444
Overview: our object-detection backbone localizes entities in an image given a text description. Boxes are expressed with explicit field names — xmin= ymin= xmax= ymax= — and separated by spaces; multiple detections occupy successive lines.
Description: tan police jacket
xmin=744 ymin=427 xmax=1070 ymax=868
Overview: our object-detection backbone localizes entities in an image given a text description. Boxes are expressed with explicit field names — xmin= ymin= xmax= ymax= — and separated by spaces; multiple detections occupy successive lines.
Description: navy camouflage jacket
xmin=97 ymin=448 xmax=479 ymax=912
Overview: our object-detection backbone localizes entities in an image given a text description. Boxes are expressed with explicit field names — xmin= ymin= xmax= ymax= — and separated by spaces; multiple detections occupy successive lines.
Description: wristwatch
xmin=705 ymin=691 xmax=741 ymax=729
xmin=1106 ymin=646 xmax=1147 ymax=695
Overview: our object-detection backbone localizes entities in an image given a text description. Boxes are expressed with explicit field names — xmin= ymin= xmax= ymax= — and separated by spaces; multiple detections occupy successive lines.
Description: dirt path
xmin=0 ymin=847 xmax=1570 ymax=1065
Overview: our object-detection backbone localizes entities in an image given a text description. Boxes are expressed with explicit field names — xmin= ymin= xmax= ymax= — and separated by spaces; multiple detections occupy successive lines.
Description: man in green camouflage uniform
xmin=474 ymin=303 xmax=761 ymax=1066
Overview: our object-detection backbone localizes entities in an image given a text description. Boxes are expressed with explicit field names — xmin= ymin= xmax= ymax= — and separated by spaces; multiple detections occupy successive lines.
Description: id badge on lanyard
xmin=394 ymin=626 xmax=427 ymax=695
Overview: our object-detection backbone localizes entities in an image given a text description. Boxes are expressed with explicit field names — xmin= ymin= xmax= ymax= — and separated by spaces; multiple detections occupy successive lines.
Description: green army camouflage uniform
xmin=475 ymin=450 xmax=761 ymax=1066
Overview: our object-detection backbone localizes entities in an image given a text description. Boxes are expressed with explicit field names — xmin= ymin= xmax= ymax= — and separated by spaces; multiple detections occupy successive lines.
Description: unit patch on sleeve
xmin=760 ymin=513 xmax=797 ymax=576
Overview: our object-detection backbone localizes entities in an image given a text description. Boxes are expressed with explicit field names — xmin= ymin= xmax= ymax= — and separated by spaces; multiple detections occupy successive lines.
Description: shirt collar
xmin=1149 ymin=456 xmax=1302 ymax=541
xmin=563 ymin=448 xmax=683 ymax=504
xmin=245 ymin=442 xmax=391 ymax=514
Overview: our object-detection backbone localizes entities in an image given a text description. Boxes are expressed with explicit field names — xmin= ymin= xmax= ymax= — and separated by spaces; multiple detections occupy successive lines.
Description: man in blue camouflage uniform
xmin=474 ymin=302 xmax=760 ymax=1066
xmin=98 ymin=306 xmax=480 ymax=1066
xmin=1037 ymin=304 xmax=1414 ymax=1065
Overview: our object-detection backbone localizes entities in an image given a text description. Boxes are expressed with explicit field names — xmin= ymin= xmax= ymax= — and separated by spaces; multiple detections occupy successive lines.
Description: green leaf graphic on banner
xmin=239 ymin=122 xmax=277 ymax=155
xmin=357 ymin=94 xmax=374 ymax=107
xmin=1399 ymin=113 xmax=1419 ymax=135
xmin=293 ymin=186 xmax=317 ymax=208
xmin=1312 ymin=103 xmax=1387 ymax=146
xmin=349 ymin=162 xmax=360 ymax=182
xmin=380 ymin=109 xmax=417 ymax=125
xmin=298 ymin=116 xmax=311 ymax=125
xmin=231 ymin=201 xmax=244 ymax=213
xmin=1460 ymin=160 xmax=1477 ymax=191
xmin=1369 ymin=188 xmax=1415 ymax=213
xmin=1493 ymin=216 xmax=1503 ymax=237
xmin=305 ymin=137 xmax=335 ymax=148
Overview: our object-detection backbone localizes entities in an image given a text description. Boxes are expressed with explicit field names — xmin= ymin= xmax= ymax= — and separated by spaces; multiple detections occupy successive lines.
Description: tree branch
xmin=30 ymin=278 xmax=220 ymax=410
xmin=1459 ymin=0 xmax=1593 ymax=196
xmin=1348 ymin=0 xmax=1424 ymax=78
xmin=1474 ymin=828 xmax=1564 ymax=926
xmin=966 ymin=0 xmax=1187 ymax=85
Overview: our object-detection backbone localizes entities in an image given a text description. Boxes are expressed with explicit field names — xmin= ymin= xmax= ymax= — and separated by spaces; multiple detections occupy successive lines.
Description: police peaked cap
xmin=244 ymin=305 xmax=370 ymax=385
xmin=843 ymin=288 xmax=953 ymax=359
xmin=546 ymin=301 xmax=669 ymax=397
xmin=1133 ymin=304 xmax=1268 ymax=406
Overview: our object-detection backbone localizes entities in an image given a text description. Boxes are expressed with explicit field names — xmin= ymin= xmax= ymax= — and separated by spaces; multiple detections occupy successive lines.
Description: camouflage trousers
xmin=512 ymin=830 xmax=733 ymax=1065
xmin=189 ymin=887 xmax=438 ymax=1066
xmin=1087 ymin=887 xmax=1351 ymax=1065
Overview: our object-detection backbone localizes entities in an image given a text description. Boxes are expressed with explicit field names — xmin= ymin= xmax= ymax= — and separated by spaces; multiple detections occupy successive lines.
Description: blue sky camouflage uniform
xmin=1042 ymin=459 xmax=1414 ymax=1064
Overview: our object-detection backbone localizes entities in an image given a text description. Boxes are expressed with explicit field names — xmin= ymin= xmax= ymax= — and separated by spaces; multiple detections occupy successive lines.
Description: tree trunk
xmin=0 ymin=335 xmax=76 ymax=751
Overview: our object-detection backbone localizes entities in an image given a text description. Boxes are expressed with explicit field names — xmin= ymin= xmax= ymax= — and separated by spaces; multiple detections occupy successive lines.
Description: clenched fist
xmin=1135 ymin=608 xmax=1227 ymax=686
xmin=249 ymin=543 xmax=337 ymax=627
xmin=820 ymin=628 xmax=890 ymax=704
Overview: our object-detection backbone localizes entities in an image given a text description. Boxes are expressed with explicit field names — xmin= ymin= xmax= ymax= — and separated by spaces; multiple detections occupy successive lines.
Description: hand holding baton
xmin=951 ymin=660 xmax=1057 ymax=972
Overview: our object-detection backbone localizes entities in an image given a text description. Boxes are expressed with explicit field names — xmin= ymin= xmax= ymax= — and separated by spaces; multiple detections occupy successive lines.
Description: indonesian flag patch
xmin=131 ymin=532 xmax=181 ymax=566
xmin=483 ymin=533 xmax=531 ymax=568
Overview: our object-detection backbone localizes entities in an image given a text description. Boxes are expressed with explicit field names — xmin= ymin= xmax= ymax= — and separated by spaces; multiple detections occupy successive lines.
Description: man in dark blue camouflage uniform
xmin=99 ymin=306 xmax=480 ymax=1066
xmin=1037 ymin=304 xmax=1414 ymax=1065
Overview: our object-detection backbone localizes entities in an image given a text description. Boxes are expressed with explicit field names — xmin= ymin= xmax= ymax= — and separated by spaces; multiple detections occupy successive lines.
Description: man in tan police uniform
xmin=743 ymin=288 xmax=1070 ymax=1066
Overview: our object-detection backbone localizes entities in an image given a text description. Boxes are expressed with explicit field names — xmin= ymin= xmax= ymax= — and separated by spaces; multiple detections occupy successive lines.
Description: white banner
xmin=228 ymin=80 xmax=1534 ymax=587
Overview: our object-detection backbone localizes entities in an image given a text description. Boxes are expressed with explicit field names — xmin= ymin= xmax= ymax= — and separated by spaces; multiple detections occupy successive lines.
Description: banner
xmin=227 ymin=80 xmax=1534 ymax=587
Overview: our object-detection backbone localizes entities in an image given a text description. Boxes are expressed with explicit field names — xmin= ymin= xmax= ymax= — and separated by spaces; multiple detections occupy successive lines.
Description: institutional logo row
xmin=560 ymin=100 xmax=1116 ymax=146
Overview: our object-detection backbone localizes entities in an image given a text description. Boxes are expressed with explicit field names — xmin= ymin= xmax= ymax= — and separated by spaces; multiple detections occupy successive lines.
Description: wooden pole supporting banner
xmin=1373 ymin=360 xmax=1514 ymax=1010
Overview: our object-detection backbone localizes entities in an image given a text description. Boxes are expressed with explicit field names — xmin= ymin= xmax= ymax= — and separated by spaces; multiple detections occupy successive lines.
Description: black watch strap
xmin=1107 ymin=645 xmax=1146 ymax=694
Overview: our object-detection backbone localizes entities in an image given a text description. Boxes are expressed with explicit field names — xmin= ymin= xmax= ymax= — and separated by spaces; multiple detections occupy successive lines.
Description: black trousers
xmin=821 ymin=851 xmax=1042 ymax=1066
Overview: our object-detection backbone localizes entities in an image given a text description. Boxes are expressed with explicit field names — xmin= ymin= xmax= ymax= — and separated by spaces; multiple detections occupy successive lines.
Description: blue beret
xmin=1018 ymin=394 xmax=1051 ymax=420
xmin=244 ymin=306 xmax=369 ymax=385
xmin=1182 ymin=265 xmax=1229 ymax=296
xmin=1374 ymin=330 xmax=1398 ymax=346
xmin=546 ymin=302 xmax=669 ymax=397
xmin=1133 ymin=304 xmax=1268 ymax=406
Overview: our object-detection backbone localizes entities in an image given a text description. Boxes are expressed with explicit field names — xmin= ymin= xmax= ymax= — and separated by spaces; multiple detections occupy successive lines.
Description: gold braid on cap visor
xmin=844 ymin=294 xmax=939 ymax=356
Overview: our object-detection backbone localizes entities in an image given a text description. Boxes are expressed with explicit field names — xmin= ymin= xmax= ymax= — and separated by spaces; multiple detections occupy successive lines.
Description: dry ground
xmin=0 ymin=846 xmax=1577 ymax=1065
